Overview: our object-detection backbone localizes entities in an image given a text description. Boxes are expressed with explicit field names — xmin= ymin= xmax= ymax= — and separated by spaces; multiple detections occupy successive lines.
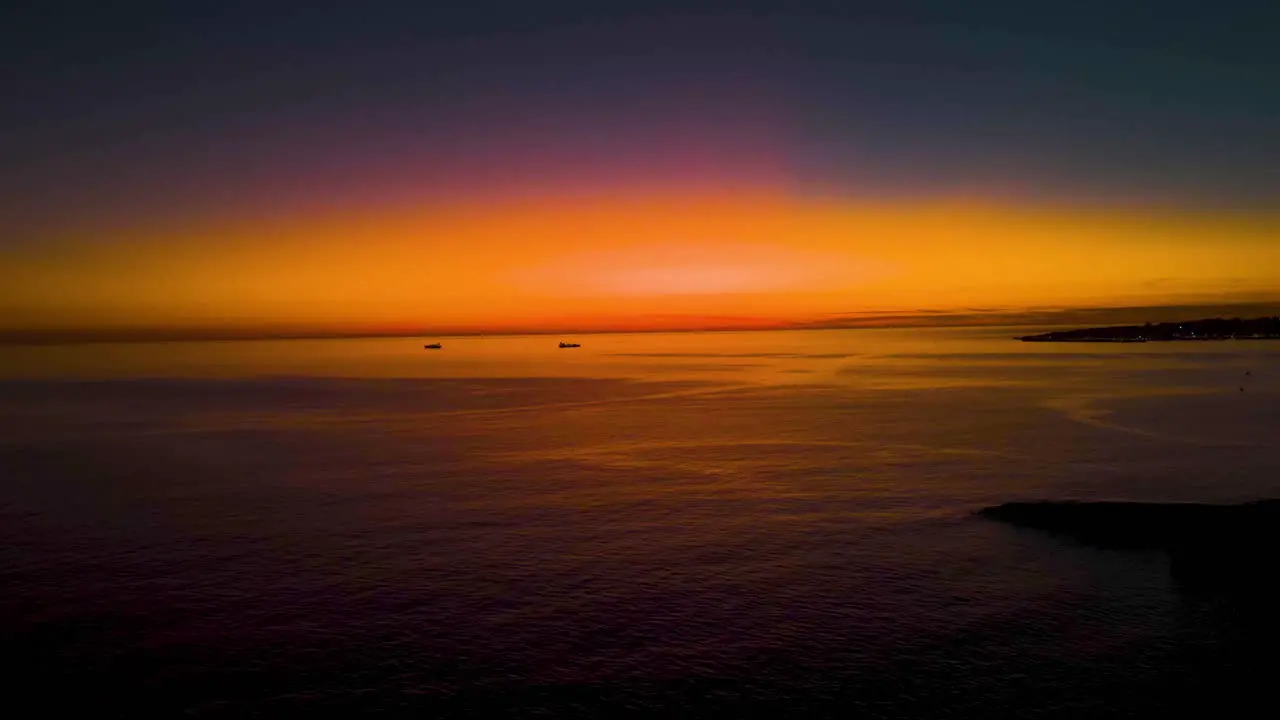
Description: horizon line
xmin=4 ymin=301 xmax=1280 ymax=346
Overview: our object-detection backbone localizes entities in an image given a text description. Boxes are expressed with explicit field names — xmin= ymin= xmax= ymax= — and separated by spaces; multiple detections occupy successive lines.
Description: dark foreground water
xmin=2 ymin=328 xmax=1277 ymax=717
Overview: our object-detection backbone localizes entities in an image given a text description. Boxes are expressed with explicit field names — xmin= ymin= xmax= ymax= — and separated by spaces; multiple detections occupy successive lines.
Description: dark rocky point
xmin=979 ymin=500 xmax=1280 ymax=592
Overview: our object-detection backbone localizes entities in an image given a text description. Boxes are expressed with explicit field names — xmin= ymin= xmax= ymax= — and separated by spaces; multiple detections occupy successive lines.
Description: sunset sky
xmin=3 ymin=1 xmax=1277 ymax=339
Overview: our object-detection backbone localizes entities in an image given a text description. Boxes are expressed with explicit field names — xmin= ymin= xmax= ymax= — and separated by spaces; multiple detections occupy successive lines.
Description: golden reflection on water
xmin=1 ymin=326 xmax=1255 ymax=388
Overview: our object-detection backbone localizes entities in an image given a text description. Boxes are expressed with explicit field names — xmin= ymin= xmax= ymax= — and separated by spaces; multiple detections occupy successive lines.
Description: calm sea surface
xmin=2 ymin=327 xmax=1277 ymax=717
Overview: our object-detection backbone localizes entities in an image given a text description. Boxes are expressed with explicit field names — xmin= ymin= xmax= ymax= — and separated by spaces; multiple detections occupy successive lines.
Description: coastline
xmin=1017 ymin=316 xmax=1280 ymax=343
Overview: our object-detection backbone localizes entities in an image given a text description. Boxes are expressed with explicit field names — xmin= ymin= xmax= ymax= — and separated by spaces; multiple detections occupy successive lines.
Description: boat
xmin=424 ymin=343 xmax=442 ymax=349
xmin=558 ymin=342 xmax=580 ymax=348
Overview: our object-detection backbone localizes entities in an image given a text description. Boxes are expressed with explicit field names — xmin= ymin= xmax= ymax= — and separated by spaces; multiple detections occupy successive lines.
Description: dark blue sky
xmin=3 ymin=1 xmax=1277 ymax=245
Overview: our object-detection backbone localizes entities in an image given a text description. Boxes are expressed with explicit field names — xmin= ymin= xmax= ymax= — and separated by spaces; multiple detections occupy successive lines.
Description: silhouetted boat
xmin=424 ymin=343 xmax=442 ymax=349
xmin=558 ymin=342 xmax=580 ymax=348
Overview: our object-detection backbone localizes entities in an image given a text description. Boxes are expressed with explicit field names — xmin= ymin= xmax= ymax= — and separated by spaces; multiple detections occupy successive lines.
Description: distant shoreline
xmin=5 ymin=311 xmax=1280 ymax=346
xmin=1017 ymin=316 xmax=1280 ymax=343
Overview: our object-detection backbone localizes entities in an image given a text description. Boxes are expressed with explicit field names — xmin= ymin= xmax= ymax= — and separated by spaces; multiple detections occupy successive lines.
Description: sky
xmin=2 ymin=1 xmax=1277 ymax=339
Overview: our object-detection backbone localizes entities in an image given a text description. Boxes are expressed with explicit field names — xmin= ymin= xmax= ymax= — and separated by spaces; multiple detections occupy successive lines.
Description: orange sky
xmin=3 ymin=192 xmax=1278 ymax=338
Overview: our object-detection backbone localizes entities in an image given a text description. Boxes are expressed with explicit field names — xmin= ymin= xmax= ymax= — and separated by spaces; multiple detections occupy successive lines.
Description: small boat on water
xmin=424 ymin=343 xmax=442 ymax=349
xmin=558 ymin=342 xmax=581 ymax=348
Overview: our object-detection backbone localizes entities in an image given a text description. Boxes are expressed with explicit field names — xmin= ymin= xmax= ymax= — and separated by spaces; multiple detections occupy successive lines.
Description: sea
xmin=2 ymin=327 xmax=1277 ymax=717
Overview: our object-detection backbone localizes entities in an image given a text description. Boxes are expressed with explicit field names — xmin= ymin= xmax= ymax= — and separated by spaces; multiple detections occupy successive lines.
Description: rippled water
xmin=2 ymin=328 xmax=1277 ymax=716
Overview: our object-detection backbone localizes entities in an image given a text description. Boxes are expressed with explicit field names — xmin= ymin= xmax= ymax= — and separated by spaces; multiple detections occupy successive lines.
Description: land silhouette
xmin=980 ymin=500 xmax=1280 ymax=592
xmin=1018 ymin=316 xmax=1280 ymax=343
